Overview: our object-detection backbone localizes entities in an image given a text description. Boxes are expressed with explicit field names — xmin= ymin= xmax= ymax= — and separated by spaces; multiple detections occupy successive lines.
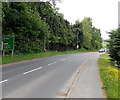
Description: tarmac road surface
xmin=2 ymin=52 xmax=104 ymax=98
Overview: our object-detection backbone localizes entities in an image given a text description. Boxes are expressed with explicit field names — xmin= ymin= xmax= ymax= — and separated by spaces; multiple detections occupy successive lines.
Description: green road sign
xmin=2 ymin=35 xmax=14 ymax=50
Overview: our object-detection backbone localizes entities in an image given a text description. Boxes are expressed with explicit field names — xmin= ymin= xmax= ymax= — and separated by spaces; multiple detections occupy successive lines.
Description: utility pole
xmin=76 ymin=32 xmax=79 ymax=50
xmin=76 ymin=24 xmax=79 ymax=50
xmin=44 ymin=36 xmax=46 ymax=51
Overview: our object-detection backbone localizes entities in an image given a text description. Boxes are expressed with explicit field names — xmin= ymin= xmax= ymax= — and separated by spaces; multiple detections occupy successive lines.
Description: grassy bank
xmin=100 ymin=53 xmax=110 ymax=58
xmin=98 ymin=53 xmax=119 ymax=98
xmin=2 ymin=49 xmax=97 ymax=64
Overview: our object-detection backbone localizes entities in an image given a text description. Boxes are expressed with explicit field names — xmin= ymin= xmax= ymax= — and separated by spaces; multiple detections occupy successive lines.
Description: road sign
xmin=77 ymin=45 xmax=79 ymax=49
xmin=2 ymin=35 xmax=14 ymax=51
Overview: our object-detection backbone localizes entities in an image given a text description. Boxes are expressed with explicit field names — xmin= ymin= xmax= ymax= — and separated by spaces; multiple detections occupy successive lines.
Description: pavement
xmin=1 ymin=52 xmax=105 ymax=98
xmin=67 ymin=54 xmax=104 ymax=98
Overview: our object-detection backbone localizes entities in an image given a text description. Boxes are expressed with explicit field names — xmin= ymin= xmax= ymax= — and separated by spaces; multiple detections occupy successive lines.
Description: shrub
xmin=108 ymin=28 xmax=120 ymax=67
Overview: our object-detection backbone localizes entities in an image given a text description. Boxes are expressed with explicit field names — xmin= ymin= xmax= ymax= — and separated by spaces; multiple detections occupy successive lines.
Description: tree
xmin=2 ymin=2 xmax=50 ymax=54
xmin=108 ymin=28 xmax=120 ymax=67
xmin=2 ymin=2 xmax=102 ymax=54
xmin=81 ymin=17 xmax=93 ymax=49
xmin=39 ymin=0 xmax=61 ymax=8
xmin=72 ymin=20 xmax=83 ymax=49
xmin=91 ymin=27 xmax=102 ymax=50
xmin=34 ymin=2 xmax=75 ymax=51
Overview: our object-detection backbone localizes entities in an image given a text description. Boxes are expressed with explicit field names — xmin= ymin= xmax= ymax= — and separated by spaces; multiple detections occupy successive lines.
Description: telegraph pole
xmin=76 ymin=24 xmax=79 ymax=50
xmin=77 ymin=32 xmax=79 ymax=50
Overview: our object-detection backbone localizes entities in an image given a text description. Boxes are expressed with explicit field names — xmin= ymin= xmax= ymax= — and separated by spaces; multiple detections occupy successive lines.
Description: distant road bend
xmin=2 ymin=52 xmax=104 ymax=98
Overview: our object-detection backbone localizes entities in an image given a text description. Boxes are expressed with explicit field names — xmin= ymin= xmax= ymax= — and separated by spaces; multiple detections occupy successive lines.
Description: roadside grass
xmin=100 ymin=53 xmax=110 ymax=58
xmin=0 ymin=56 xmax=2 ymax=65
xmin=98 ymin=54 xmax=119 ymax=98
xmin=2 ymin=49 xmax=97 ymax=64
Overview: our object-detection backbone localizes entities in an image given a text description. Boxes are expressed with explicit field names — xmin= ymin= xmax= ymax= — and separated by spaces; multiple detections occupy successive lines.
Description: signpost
xmin=2 ymin=35 xmax=14 ymax=57
xmin=77 ymin=45 xmax=79 ymax=49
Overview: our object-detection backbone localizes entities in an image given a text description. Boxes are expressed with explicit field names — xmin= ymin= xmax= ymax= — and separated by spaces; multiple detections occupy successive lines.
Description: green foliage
xmin=72 ymin=20 xmax=83 ymax=49
xmin=2 ymin=2 xmax=50 ymax=54
xmin=100 ymin=53 xmax=110 ymax=58
xmin=98 ymin=56 xmax=119 ymax=98
xmin=2 ymin=2 xmax=102 ymax=54
xmin=82 ymin=17 xmax=93 ymax=49
xmin=91 ymin=27 xmax=102 ymax=50
xmin=3 ymin=49 xmax=97 ymax=64
xmin=108 ymin=28 xmax=120 ymax=67
xmin=33 ymin=2 xmax=75 ymax=51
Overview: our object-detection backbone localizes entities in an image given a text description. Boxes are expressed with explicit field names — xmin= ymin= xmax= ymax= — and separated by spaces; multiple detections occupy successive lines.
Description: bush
xmin=108 ymin=28 xmax=120 ymax=67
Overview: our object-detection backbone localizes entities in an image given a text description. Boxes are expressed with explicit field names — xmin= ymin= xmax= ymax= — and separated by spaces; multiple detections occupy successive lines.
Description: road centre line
xmin=3 ymin=55 xmax=78 ymax=81
xmin=59 ymin=59 xmax=66 ymax=62
xmin=0 ymin=79 xmax=8 ymax=84
xmin=23 ymin=67 xmax=42 ymax=75
xmin=47 ymin=61 xmax=57 ymax=66
xmin=1 ymin=54 xmax=86 ymax=84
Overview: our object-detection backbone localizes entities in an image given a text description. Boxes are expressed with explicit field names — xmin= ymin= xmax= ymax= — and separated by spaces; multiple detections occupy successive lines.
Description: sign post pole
xmin=12 ymin=50 xmax=13 ymax=58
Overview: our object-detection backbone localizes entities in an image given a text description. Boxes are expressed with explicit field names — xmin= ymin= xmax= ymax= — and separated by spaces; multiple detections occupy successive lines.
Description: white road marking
xmin=23 ymin=67 xmax=42 ymax=75
xmin=0 ymin=79 xmax=8 ymax=84
xmin=59 ymin=59 xmax=66 ymax=61
xmin=48 ymin=61 xmax=57 ymax=66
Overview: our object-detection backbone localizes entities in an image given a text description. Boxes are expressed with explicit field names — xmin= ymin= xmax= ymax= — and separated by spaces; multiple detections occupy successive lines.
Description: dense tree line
xmin=2 ymin=2 xmax=102 ymax=54
xmin=108 ymin=28 xmax=120 ymax=67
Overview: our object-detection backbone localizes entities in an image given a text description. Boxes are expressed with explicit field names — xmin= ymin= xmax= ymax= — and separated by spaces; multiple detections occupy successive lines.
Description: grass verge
xmin=100 ymin=53 xmax=110 ymax=58
xmin=2 ymin=49 xmax=97 ymax=64
xmin=98 ymin=53 xmax=119 ymax=98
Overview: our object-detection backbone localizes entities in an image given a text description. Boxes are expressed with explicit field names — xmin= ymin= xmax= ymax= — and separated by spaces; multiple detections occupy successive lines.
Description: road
xmin=2 ymin=52 xmax=104 ymax=98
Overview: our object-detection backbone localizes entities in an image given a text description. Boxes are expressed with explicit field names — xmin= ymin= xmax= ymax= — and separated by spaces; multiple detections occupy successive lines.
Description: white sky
xmin=57 ymin=0 xmax=119 ymax=40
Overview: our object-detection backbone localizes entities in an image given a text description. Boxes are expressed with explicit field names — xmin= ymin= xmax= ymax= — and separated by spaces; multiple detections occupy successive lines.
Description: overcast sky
xmin=57 ymin=0 xmax=119 ymax=40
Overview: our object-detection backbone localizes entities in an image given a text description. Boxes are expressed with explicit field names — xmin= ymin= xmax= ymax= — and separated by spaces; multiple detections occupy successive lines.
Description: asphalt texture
xmin=2 ymin=52 xmax=104 ymax=98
